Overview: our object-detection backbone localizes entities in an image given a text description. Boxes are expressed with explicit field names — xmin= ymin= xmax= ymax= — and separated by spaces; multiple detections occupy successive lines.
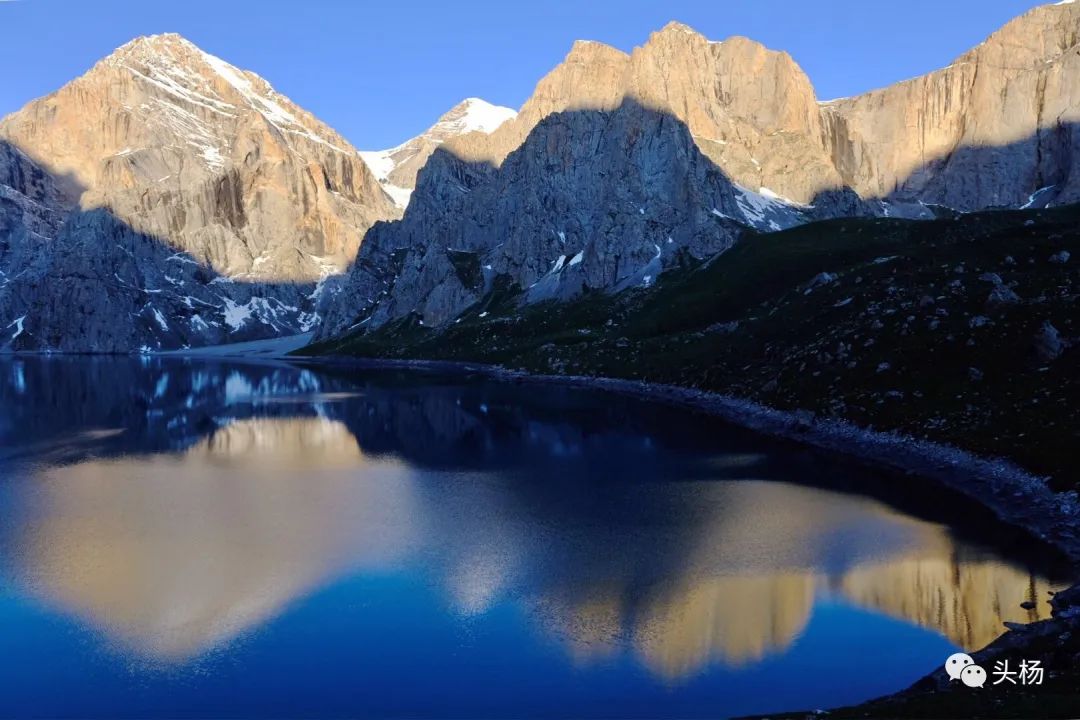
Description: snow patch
xmin=443 ymin=98 xmax=517 ymax=135
xmin=7 ymin=316 xmax=27 ymax=343
xmin=151 ymin=307 xmax=170 ymax=332
xmin=221 ymin=297 xmax=252 ymax=330
xmin=732 ymin=185 xmax=807 ymax=232
xmin=358 ymin=98 xmax=516 ymax=209
xmin=381 ymin=183 xmax=413 ymax=208
xmin=1020 ymin=185 xmax=1057 ymax=209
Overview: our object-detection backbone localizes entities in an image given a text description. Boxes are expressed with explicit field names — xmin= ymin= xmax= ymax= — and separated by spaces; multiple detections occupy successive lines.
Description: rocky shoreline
xmin=296 ymin=354 xmax=1080 ymax=557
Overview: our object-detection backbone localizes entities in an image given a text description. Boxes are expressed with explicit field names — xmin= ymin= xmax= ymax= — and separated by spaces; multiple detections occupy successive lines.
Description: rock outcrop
xmin=317 ymin=99 xmax=812 ymax=338
xmin=822 ymin=0 xmax=1080 ymax=210
xmin=0 ymin=33 xmax=399 ymax=351
xmin=440 ymin=24 xmax=844 ymax=207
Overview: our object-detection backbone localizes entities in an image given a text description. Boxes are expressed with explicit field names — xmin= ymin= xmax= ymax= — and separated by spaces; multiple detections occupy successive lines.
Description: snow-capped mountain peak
xmin=98 ymin=33 xmax=357 ymax=163
xmin=359 ymin=98 xmax=518 ymax=209
xmin=430 ymin=97 xmax=518 ymax=137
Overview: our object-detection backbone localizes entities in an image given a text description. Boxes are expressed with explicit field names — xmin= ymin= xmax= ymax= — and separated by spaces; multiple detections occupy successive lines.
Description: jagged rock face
xmin=1 ymin=203 xmax=325 ymax=352
xmin=1 ymin=33 xmax=397 ymax=280
xmin=313 ymin=24 xmax=875 ymax=341
xmin=626 ymin=27 xmax=842 ymax=206
xmin=822 ymin=1 xmax=1080 ymax=210
xmin=0 ymin=34 xmax=399 ymax=351
xmin=444 ymin=5 xmax=1080 ymax=212
xmin=0 ymin=144 xmax=68 ymax=280
xmin=359 ymin=98 xmax=516 ymax=209
xmin=317 ymin=100 xmax=802 ymax=339
xmin=441 ymin=23 xmax=841 ymax=206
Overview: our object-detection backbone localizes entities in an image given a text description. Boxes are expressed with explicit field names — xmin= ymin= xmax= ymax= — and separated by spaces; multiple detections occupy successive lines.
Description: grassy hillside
xmin=305 ymin=205 xmax=1080 ymax=490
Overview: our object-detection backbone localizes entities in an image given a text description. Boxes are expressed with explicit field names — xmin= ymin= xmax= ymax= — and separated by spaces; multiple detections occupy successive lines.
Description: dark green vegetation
xmin=305 ymin=205 xmax=1079 ymax=490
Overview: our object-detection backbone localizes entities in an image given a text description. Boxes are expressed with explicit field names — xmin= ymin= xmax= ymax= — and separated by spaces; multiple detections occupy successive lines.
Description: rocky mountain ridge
xmin=438 ymin=2 xmax=1080 ymax=211
xmin=317 ymin=1 xmax=1080 ymax=341
xmin=822 ymin=0 xmax=1080 ymax=209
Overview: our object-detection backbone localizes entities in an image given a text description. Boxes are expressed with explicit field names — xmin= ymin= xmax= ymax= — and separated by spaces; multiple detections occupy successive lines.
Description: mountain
xmin=440 ymin=3 xmax=1080 ymax=212
xmin=823 ymin=0 xmax=1080 ymax=210
xmin=6 ymin=3 xmax=1080 ymax=353
xmin=317 ymin=98 xmax=824 ymax=339
xmin=359 ymin=98 xmax=517 ymax=209
xmin=317 ymin=2 xmax=1080 ymax=343
xmin=440 ymin=24 xmax=845 ymax=209
xmin=0 ymin=33 xmax=399 ymax=352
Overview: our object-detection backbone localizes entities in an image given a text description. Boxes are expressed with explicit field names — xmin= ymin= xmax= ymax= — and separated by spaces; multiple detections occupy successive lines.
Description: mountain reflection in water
xmin=0 ymin=358 xmax=1070 ymax=717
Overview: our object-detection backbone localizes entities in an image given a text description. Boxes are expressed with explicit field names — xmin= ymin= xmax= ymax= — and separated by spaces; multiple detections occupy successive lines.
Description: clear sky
xmin=0 ymin=0 xmax=1051 ymax=150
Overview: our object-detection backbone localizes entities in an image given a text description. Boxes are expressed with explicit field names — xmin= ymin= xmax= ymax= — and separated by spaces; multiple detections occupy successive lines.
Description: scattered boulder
xmin=1049 ymin=250 xmax=1071 ymax=265
xmin=987 ymin=284 xmax=1022 ymax=307
xmin=1033 ymin=321 xmax=1064 ymax=362
xmin=804 ymin=272 xmax=837 ymax=294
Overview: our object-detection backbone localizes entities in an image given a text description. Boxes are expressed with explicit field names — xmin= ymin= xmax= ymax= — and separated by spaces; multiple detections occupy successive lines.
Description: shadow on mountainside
xmin=319 ymin=95 xmax=1080 ymax=344
xmin=871 ymin=119 xmax=1080 ymax=212
xmin=0 ymin=139 xmax=340 ymax=353
xmin=316 ymin=98 xmax=854 ymax=340
xmin=3 ymin=95 xmax=1077 ymax=353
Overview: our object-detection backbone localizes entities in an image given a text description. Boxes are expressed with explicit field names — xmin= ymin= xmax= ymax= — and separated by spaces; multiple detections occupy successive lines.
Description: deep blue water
xmin=0 ymin=357 xmax=1070 ymax=719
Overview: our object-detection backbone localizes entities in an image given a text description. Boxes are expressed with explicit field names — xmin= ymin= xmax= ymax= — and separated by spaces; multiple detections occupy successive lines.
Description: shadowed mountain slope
xmin=316 ymin=101 xmax=854 ymax=340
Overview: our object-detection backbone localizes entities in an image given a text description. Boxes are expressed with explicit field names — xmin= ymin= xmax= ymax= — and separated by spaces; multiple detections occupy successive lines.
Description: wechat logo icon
xmin=945 ymin=652 xmax=986 ymax=688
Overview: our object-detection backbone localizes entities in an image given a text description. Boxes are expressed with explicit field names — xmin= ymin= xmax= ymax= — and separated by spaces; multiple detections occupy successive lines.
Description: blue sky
xmin=0 ymin=0 xmax=1051 ymax=150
